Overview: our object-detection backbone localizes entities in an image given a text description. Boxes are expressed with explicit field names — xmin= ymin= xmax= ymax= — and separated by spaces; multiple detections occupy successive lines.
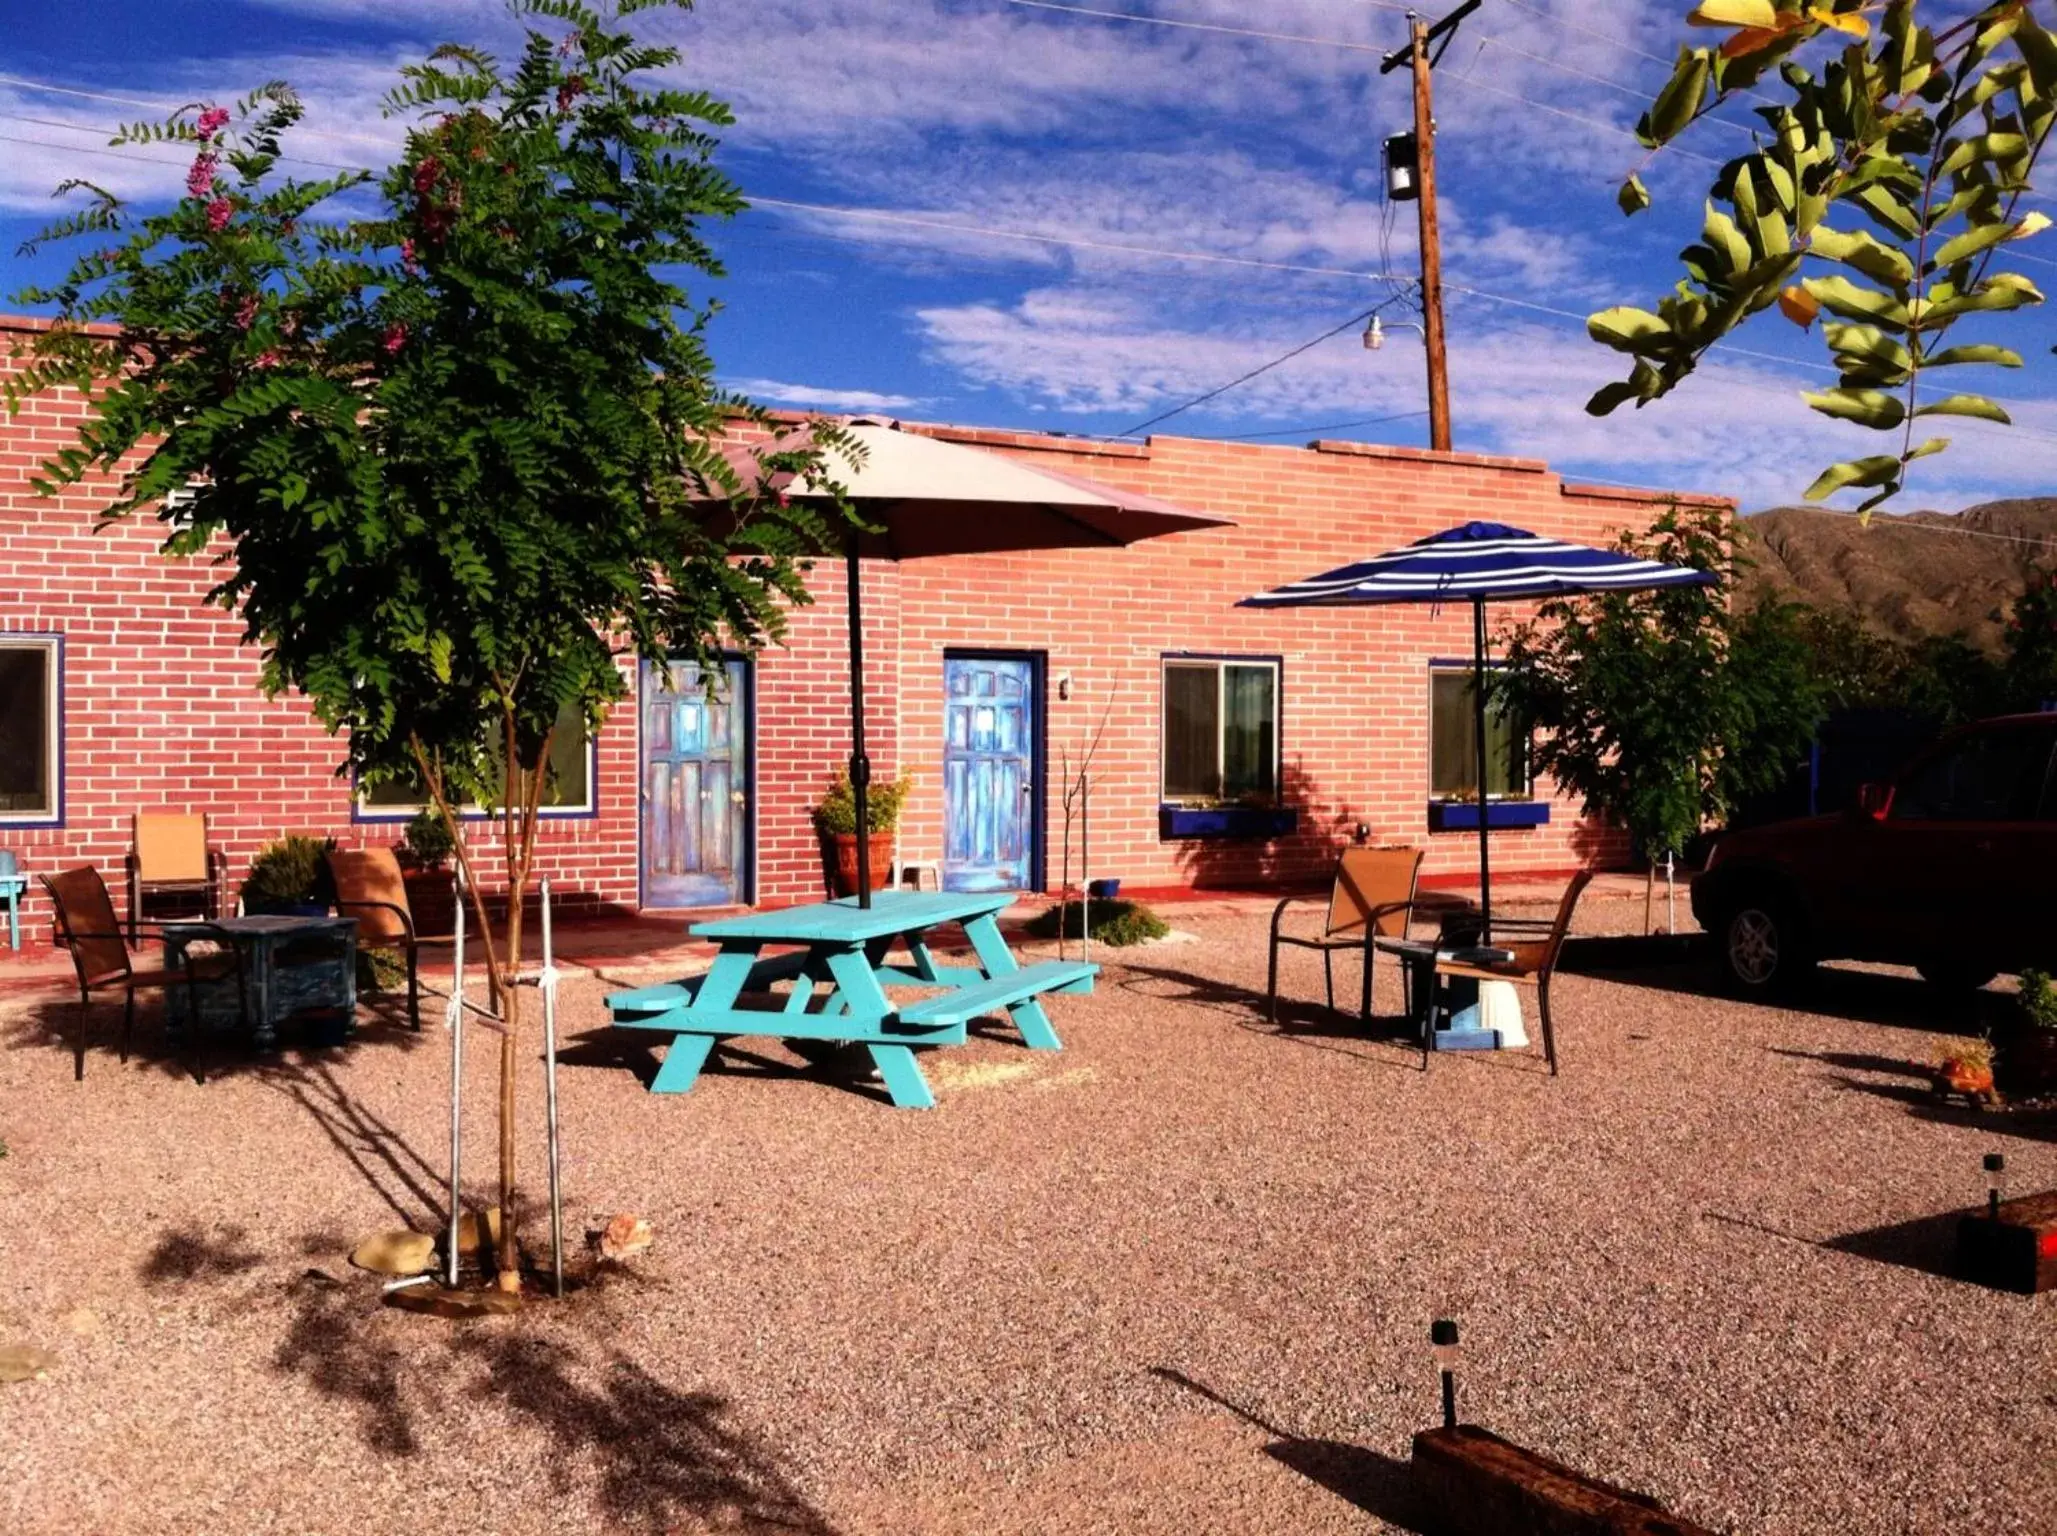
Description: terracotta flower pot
xmin=1996 ymin=1027 xmax=2057 ymax=1097
xmin=825 ymin=832 xmax=895 ymax=897
xmin=401 ymin=869 xmax=458 ymax=936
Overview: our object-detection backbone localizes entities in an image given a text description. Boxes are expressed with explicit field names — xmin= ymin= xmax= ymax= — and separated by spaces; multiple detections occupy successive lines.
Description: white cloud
xmin=726 ymin=377 xmax=925 ymax=411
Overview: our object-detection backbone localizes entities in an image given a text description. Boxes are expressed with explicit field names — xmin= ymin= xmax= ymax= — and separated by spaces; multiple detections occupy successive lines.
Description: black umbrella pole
xmin=846 ymin=535 xmax=873 ymax=908
xmin=1474 ymin=598 xmax=1492 ymax=944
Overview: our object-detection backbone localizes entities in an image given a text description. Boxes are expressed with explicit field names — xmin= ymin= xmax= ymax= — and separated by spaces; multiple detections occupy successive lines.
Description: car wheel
xmin=1916 ymin=960 xmax=1999 ymax=992
xmin=1719 ymin=898 xmax=1809 ymax=996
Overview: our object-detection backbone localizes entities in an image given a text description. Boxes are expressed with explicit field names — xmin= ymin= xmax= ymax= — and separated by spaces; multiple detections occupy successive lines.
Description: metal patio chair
xmin=1267 ymin=845 xmax=1424 ymax=1025
xmin=126 ymin=812 xmax=225 ymax=942
xmin=1430 ymin=870 xmax=1594 ymax=1076
xmin=328 ymin=846 xmax=453 ymax=1030
xmin=41 ymin=867 xmax=243 ymax=1082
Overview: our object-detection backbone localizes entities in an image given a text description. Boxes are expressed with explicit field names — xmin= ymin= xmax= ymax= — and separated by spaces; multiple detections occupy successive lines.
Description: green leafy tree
xmin=7 ymin=0 xmax=851 ymax=1289
xmin=1493 ymin=503 xmax=1824 ymax=902
xmin=1590 ymin=0 xmax=2057 ymax=510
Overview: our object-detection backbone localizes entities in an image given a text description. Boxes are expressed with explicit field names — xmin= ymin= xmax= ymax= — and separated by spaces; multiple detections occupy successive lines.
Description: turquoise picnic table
xmin=604 ymin=890 xmax=1098 ymax=1109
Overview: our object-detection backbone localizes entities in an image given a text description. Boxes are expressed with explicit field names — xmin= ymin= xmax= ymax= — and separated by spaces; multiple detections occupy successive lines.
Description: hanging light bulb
xmin=1363 ymin=315 xmax=1386 ymax=351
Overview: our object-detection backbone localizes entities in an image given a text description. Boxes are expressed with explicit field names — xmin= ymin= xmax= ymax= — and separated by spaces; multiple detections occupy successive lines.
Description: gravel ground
xmin=0 ymin=894 xmax=2052 ymax=1535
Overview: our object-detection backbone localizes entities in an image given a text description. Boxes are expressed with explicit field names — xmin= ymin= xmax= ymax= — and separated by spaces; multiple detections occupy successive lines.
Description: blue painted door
xmin=943 ymin=656 xmax=1037 ymax=893
xmin=640 ymin=659 xmax=751 ymax=908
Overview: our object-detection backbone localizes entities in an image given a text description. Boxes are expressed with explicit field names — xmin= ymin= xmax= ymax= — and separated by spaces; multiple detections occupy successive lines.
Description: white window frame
xmin=1428 ymin=661 xmax=1532 ymax=803
xmin=0 ymin=634 xmax=62 ymax=827
xmin=1160 ymin=656 xmax=1282 ymax=804
xmin=354 ymin=713 xmax=599 ymax=820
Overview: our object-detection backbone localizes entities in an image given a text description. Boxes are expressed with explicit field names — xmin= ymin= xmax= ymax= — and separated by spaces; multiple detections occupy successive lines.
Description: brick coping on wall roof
xmin=3 ymin=313 xmax=1734 ymax=509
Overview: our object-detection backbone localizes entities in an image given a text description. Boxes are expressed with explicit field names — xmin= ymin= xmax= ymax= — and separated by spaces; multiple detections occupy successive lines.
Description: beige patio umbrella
xmin=717 ymin=418 xmax=1234 ymax=905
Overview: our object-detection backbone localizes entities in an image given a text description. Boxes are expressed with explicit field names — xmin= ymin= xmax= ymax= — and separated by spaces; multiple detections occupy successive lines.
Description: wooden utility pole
xmin=1408 ymin=15 xmax=1450 ymax=452
xmin=1381 ymin=1 xmax=1475 ymax=453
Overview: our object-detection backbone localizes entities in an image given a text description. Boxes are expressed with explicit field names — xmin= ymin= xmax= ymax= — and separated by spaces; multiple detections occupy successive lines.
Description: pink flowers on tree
xmin=186 ymin=152 xmax=218 ymax=199
xmin=206 ymin=199 xmax=234 ymax=232
xmin=195 ymin=105 xmax=230 ymax=139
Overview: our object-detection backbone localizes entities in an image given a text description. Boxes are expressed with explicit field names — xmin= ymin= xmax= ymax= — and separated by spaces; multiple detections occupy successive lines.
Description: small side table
xmin=164 ymin=915 xmax=358 ymax=1050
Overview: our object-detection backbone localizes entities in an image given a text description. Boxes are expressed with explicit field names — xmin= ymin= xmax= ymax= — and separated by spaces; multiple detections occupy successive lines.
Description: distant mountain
xmin=1737 ymin=498 xmax=2057 ymax=651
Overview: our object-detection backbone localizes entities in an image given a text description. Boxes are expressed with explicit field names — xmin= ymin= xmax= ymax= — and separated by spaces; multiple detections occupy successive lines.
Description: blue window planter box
xmin=1428 ymin=801 xmax=1550 ymax=832
xmin=1159 ymin=805 xmax=1299 ymax=840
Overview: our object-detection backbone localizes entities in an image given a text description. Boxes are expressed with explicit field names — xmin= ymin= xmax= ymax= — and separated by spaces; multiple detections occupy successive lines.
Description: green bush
xmin=1023 ymin=898 xmax=1169 ymax=948
xmin=2019 ymin=970 xmax=2057 ymax=1031
xmin=243 ymin=835 xmax=337 ymax=909
xmin=398 ymin=807 xmax=456 ymax=871
xmin=812 ymin=771 xmax=911 ymax=836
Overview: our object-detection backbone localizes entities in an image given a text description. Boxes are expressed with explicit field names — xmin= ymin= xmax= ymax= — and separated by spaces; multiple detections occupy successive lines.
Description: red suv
xmin=1693 ymin=713 xmax=2057 ymax=994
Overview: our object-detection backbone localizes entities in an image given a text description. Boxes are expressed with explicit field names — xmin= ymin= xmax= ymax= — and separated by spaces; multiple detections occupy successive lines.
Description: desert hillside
xmin=1738 ymin=498 xmax=2057 ymax=650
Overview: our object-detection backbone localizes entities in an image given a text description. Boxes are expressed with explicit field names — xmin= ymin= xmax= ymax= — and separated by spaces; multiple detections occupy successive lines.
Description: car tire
xmin=1916 ymin=960 xmax=1999 ymax=992
xmin=1717 ymin=896 xmax=1810 ymax=997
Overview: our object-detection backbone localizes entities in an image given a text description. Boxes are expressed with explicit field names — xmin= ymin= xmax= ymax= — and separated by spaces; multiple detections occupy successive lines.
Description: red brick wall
xmin=1 ymin=318 xmax=1726 ymax=942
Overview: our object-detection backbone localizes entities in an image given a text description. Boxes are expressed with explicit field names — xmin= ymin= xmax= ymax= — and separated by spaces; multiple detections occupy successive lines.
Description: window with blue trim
xmin=1429 ymin=664 xmax=1530 ymax=801
xmin=0 ymin=636 xmax=61 ymax=825
xmin=1162 ymin=657 xmax=1279 ymax=803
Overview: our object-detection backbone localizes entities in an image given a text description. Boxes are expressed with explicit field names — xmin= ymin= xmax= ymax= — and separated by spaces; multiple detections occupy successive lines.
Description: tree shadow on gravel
xmin=139 ymin=1224 xmax=265 ymax=1284
xmin=1115 ymin=960 xmax=1426 ymax=1073
xmin=273 ymin=1269 xmax=424 ymax=1457
xmin=452 ymin=1331 xmax=836 ymax=1533
xmin=1150 ymin=1368 xmax=1429 ymax=1533
xmin=258 ymin=1060 xmax=448 ymax=1227
xmin=0 ymin=993 xmax=428 ymax=1081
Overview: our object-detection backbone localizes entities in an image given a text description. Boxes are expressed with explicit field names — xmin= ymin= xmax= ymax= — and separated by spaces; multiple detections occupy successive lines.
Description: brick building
xmin=1 ymin=316 xmax=1728 ymax=941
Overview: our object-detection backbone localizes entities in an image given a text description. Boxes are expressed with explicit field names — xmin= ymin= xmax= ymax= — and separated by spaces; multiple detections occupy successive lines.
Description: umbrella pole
xmin=1473 ymin=598 xmax=1492 ymax=944
xmin=846 ymin=531 xmax=873 ymax=909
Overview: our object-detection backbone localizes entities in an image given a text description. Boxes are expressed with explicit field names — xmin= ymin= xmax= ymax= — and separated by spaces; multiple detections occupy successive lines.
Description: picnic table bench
xmin=605 ymin=890 xmax=1097 ymax=1109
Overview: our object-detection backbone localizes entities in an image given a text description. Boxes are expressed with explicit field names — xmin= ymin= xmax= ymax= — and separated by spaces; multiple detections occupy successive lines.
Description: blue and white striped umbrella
xmin=1237 ymin=520 xmax=1715 ymax=609
xmin=1238 ymin=520 xmax=1713 ymax=951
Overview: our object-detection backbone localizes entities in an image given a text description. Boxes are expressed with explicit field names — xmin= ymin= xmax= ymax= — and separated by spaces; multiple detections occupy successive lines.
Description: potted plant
xmin=395 ymin=807 xmax=458 ymax=935
xmin=242 ymin=835 xmax=338 ymax=917
xmin=813 ymin=770 xmax=910 ymax=897
xmin=1932 ymin=1037 xmax=1998 ymax=1108
xmin=1997 ymin=970 xmax=2057 ymax=1099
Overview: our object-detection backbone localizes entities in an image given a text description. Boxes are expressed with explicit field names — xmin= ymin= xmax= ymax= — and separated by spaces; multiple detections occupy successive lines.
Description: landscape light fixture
xmin=1985 ymin=1152 xmax=2006 ymax=1219
xmin=1431 ymin=1318 xmax=1460 ymax=1430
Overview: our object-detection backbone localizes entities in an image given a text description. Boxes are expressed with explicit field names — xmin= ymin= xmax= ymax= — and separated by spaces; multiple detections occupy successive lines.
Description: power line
xmin=0 ymin=72 xmax=404 ymax=155
xmin=1000 ymin=0 xmax=1388 ymax=53
xmin=1218 ymin=408 xmax=1430 ymax=440
xmin=1116 ymin=298 xmax=1408 ymax=436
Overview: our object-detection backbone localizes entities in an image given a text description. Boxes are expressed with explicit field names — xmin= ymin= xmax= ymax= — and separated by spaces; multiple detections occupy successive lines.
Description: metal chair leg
xmin=121 ymin=989 xmax=135 ymax=1063
xmin=1360 ymin=940 xmax=1375 ymax=1023
xmin=1539 ymin=977 xmax=1559 ymax=1077
xmin=74 ymin=993 xmax=88 ymax=1081
xmin=1323 ymin=950 xmax=1335 ymax=1013
xmin=1266 ymin=936 xmax=1279 ymax=1024
xmin=408 ymin=946 xmax=422 ymax=1030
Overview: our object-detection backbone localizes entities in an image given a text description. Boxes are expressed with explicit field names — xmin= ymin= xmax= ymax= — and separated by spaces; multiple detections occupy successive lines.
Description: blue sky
xmin=4 ymin=0 xmax=2056 ymax=512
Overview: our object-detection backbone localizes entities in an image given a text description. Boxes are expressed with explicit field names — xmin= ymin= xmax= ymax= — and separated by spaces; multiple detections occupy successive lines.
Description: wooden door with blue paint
xmin=943 ymin=655 xmax=1037 ymax=893
xmin=640 ymin=659 xmax=751 ymax=908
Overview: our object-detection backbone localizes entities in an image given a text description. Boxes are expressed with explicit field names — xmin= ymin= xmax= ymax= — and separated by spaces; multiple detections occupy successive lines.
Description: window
xmin=357 ymin=701 xmax=596 ymax=817
xmin=0 ymin=636 xmax=60 ymax=825
xmin=1893 ymin=726 xmax=2052 ymax=822
xmin=1162 ymin=658 xmax=1279 ymax=802
xmin=1429 ymin=665 xmax=1529 ymax=801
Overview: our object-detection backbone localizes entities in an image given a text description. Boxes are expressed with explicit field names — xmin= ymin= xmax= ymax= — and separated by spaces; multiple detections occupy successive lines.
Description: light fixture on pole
xmin=1985 ymin=1152 xmax=2006 ymax=1219
xmin=1431 ymin=1318 xmax=1460 ymax=1430
xmin=1363 ymin=314 xmax=1427 ymax=352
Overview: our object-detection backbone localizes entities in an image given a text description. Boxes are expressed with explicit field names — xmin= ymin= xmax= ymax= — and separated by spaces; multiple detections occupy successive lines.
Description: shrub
xmin=1023 ymin=898 xmax=1169 ymax=947
xmin=813 ymin=771 xmax=912 ymax=836
xmin=397 ymin=807 xmax=456 ymax=872
xmin=243 ymin=835 xmax=337 ymax=909
xmin=356 ymin=947 xmax=407 ymax=994
xmin=2018 ymin=969 xmax=2057 ymax=1032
